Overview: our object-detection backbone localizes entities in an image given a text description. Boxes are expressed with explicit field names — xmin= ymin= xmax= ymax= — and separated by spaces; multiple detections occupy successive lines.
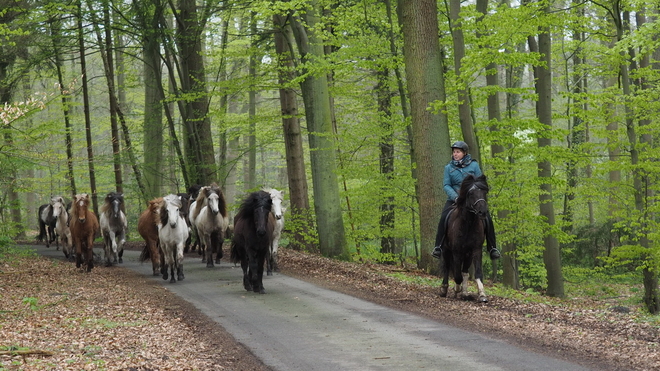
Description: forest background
xmin=2 ymin=0 xmax=660 ymax=313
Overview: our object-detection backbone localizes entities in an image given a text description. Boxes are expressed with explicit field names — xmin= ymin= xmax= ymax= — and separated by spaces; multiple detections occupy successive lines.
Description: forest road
xmin=32 ymin=244 xmax=593 ymax=371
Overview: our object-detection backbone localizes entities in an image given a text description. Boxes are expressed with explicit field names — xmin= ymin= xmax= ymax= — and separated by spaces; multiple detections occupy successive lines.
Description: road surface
xmin=31 ymin=244 xmax=594 ymax=371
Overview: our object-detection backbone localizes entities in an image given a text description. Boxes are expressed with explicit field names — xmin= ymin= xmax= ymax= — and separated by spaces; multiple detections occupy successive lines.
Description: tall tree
xmin=290 ymin=1 xmax=348 ymax=258
xmin=527 ymin=1 xmax=564 ymax=297
xmin=397 ymin=0 xmax=450 ymax=269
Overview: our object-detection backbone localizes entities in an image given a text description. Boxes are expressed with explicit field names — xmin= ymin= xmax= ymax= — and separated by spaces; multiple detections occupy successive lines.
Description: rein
xmin=467 ymin=184 xmax=487 ymax=214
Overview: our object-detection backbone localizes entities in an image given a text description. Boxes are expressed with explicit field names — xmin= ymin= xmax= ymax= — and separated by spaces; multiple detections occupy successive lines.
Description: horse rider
xmin=432 ymin=141 xmax=501 ymax=260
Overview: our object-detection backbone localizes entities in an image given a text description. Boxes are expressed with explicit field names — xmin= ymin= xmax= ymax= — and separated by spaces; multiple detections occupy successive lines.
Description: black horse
xmin=438 ymin=174 xmax=490 ymax=302
xmin=230 ymin=190 xmax=274 ymax=294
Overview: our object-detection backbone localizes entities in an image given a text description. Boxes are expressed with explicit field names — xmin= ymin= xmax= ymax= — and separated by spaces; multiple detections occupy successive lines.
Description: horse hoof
xmin=162 ymin=273 xmax=169 ymax=281
xmin=177 ymin=274 xmax=185 ymax=281
xmin=479 ymin=296 xmax=488 ymax=303
xmin=206 ymin=262 xmax=214 ymax=268
xmin=259 ymin=288 xmax=266 ymax=294
xmin=170 ymin=278 xmax=176 ymax=283
xmin=266 ymin=271 xmax=272 ymax=276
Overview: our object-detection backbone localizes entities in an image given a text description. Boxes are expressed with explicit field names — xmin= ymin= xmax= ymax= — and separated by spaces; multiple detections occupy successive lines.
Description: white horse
xmin=52 ymin=197 xmax=72 ymax=258
xmin=158 ymin=194 xmax=189 ymax=283
xmin=194 ymin=183 xmax=228 ymax=268
xmin=264 ymin=188 xmax=285 ymax=275
xmin=99 ymin=192 xmax=127 ymax=266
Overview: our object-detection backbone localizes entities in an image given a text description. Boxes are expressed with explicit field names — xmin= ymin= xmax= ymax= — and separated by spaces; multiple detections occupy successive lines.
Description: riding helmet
xmin=451 ymin=141 xmax=469 ymax=153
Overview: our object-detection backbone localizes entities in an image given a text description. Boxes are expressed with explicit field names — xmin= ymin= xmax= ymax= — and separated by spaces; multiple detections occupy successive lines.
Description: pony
xmin=69 ymin=193 xmax=99 ymax=272
xmin=158 ymin=194 xmax=189 ymax=283
xmin=138 ymin=197 xmax=163 ymax=276
xmin=52 ymin=198 xmax=73 ymax=259
xmin=99 ymin=192 xmax=127 ymax=266
xmin=185 ymin=184 xmax=203 ymax=253
xmin=263 ymin=188 xmax=285 ymax=276
xmin=37 ymin=196 xmax=65 ymax=247
xmin=193 ymin=183 xmax=228 ymax=268
xmin=438 ymin=174 xmax=490 ymax=303
xmin=230 ymin=190 xmax=275 ymax=294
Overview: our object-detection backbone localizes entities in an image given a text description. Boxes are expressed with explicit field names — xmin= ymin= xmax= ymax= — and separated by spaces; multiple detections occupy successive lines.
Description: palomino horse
xmin=193 ymin=183 xmax=228 ymax=268
xmin=158 ymin=194 xmax=189 ymax=283
xmin=263 ymin=188 xmax=285 ymax=276
xmin=37 ymin=196 xmax=65 ymax=247
xmin=52 ymin=199 xmax=73 ymax=259
xmin=69 ymin=193 xmax=99 ymax=272
xmin=230 ymin=190 xmax=275 ymax=294
xmin=438 ymin=174 xmax=490 ymax=303
xmin=99 ymin=192 xmax=127 ymax=266
xmin=138 ymin=197 xmax=163 ymax=276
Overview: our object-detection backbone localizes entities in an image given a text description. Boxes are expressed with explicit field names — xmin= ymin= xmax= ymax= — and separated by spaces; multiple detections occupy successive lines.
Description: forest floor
xmin=2 ymin=241 xmax=659 ymax=370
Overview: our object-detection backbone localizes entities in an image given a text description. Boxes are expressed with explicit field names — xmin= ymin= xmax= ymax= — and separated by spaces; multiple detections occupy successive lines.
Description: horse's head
xmin=457 ymin=175 xmax=489 ymax=219
xmin=253 ymin=191 xmax=273 ymax=237
xmin=161 ymin=194 xmax=182 ymax=228
xmin=73 ymin=193 xmax=90 ymax=223
xmin=51 ymin=197 xmax=65 ymax=219
xmin=265 ymin=188 xmax=284 ymax=220
xmin=104 ymin=192 xmax=124 ymax=218
xmin=205 ymin=183 xmax=226 ymax=217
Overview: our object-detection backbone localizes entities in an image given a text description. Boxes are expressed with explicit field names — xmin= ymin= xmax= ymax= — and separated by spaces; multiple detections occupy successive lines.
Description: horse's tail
xmin=139 ymin=243 xmax=150 ymax=262
xmin=229 ymin=241 xmax=241 ymax=264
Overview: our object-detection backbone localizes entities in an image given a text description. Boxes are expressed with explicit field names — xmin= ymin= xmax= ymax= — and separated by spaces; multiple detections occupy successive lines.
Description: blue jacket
xmin=443 ymin=154 xmax=482 ymax=201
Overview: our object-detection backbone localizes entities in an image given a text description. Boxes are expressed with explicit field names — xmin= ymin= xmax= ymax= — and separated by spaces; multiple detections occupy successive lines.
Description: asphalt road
xmin=31 ymin=244 xmax=594 ymax=371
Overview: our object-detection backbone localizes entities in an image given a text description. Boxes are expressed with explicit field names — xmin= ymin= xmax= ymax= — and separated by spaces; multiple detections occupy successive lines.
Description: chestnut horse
xmin=230 ymin=191 xmax=274 ymax=294
xmin=138 ymin=197 xmax=163 ymax=276
xmin=69 ymin=193 xmax=99 ymax=272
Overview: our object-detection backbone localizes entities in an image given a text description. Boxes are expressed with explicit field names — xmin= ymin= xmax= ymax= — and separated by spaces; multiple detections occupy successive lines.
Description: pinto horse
xmin=53 ymin=199 xmax=73 ymax=259
xmin=230 ymin=190 xmax=274 ymax=294
xmin=184 ymin=184 xmax=203 ymax=253
xmin=158 ymin=194 xmax=189 ymax=283
xmin=69 ymin=193 xmax=99 ymax=272
xmin=263 ymin=188 xmax=285 ymax=276
xmin=99 ymin=192 xmax=127 ymax=266
xmin=138 ymin=197 xmax=163 ymax=276
xmin=37 ymin=196 xmax=65 ymax=247
xmin=438 ymin=174 xmax=490 ymax=302
xmin=193 ymin=183 xmax=228 ymax=268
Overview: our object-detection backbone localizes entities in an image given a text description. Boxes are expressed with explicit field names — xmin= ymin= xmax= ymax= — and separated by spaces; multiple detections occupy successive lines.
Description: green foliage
xmin=22 ymin=297 xmax=40 ymax=311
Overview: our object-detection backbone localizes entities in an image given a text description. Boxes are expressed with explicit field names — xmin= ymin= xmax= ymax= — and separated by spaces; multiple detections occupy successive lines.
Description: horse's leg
xmin=204 ymin=235 xmax=214 ymax=268
xmin=266 ymin=244 xmax=273 ymax=276
xmin=117 ymin=230 xmax=125 ymax=263
xmin=256 ymin=253 xmax=266 ymax=294
xmin=103 ymin=233 xmax=112 ymax=267
xmin=176 ymin=241 xmax=185 ymax=281
xmin=453 ymin=255 xmax=464 ymax=298
xmin=473 ymin=251 xmax=488 ymax=303
xmin=241 ymin=257 xmax=251 ymax=291
xmin=75 ymin=239 xmax=83 ymax=268
xmin=149 ymin=240 xmax=160 ymax=276
xmin=109 ymin=230 xmax=118 ymax=264
xmin=439 ymin=250 xmax=450 ymax=297
xmin=85 ymin=236 xmax=94 ymax=272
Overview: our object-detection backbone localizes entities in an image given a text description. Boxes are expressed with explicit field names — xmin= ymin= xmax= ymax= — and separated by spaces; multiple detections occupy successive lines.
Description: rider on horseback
xmin=432 ymin=141 xmax=501 ymax=260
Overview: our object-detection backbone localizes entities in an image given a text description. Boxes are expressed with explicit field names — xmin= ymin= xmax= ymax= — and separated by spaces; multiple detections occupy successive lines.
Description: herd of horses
xmin=37 ymin=175 xmax=493 ymax=300
xmin=36 ymin=185 xmax=286 ymax=294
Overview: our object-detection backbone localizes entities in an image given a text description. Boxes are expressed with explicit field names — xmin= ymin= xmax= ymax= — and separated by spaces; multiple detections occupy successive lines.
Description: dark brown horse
xmin=230 ymin=191 xmax=274 ymax=294
xmin=69 ymin=193 xmax=99 ymax=272
xmin=438 ymin=174 xmax=490 ymax=302
xmin=138 ymin=197 xmax=163 ymax=276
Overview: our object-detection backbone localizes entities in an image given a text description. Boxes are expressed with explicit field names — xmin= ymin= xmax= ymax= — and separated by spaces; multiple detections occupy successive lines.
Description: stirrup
xmin=489 ymin=247 xmax=501 ymax=260
xmin=432 ymin=246 xmax=443 ymax=259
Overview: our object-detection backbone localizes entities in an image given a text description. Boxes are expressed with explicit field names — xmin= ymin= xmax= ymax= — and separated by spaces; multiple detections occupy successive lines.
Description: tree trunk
xmin=290 ymin=1 xmax=348 ymax=259
xmin=77 ymin=0 xmax=98 ymax=214
xmin=397 ymin=0 xmax=450 ymax=270
xmin=528 ymin=6 xmax=564 ymax=298
xmin=376 ymin=68 xmax=396 ymax=255
xmin=449 ymin=0 xmax=479 ymax=163
xmin=273 ymin=13 xmax=313 ymax=251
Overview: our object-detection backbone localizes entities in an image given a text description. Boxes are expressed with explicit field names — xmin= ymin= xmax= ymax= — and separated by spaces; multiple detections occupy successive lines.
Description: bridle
xmin=467 ymin=184 xmax=488 ymax=215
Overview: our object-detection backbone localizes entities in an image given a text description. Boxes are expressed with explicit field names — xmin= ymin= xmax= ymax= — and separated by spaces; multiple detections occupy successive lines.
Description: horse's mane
xmin=70 ymin=194 xmax=89 ymax=219
xmin=235 ymin=191 xmax=272 ymax=221
xmin=100 ymin=192 xmax=124 ymax=214
xmin=455 ymin=174 xmax=488 ymax=206
xmin=50 ymin=196 xmax=64 ymax=205
xmin=194 ymin=183 xmax=227 ymax=217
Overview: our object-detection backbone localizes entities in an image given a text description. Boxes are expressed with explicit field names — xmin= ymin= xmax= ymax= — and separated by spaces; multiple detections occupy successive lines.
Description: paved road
xmin=31 ymin=244 xmax=594 ymax=371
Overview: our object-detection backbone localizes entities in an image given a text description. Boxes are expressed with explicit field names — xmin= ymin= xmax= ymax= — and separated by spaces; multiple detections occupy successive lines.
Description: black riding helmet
xmin=451 ymin=141 xmax=469 ymax=154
